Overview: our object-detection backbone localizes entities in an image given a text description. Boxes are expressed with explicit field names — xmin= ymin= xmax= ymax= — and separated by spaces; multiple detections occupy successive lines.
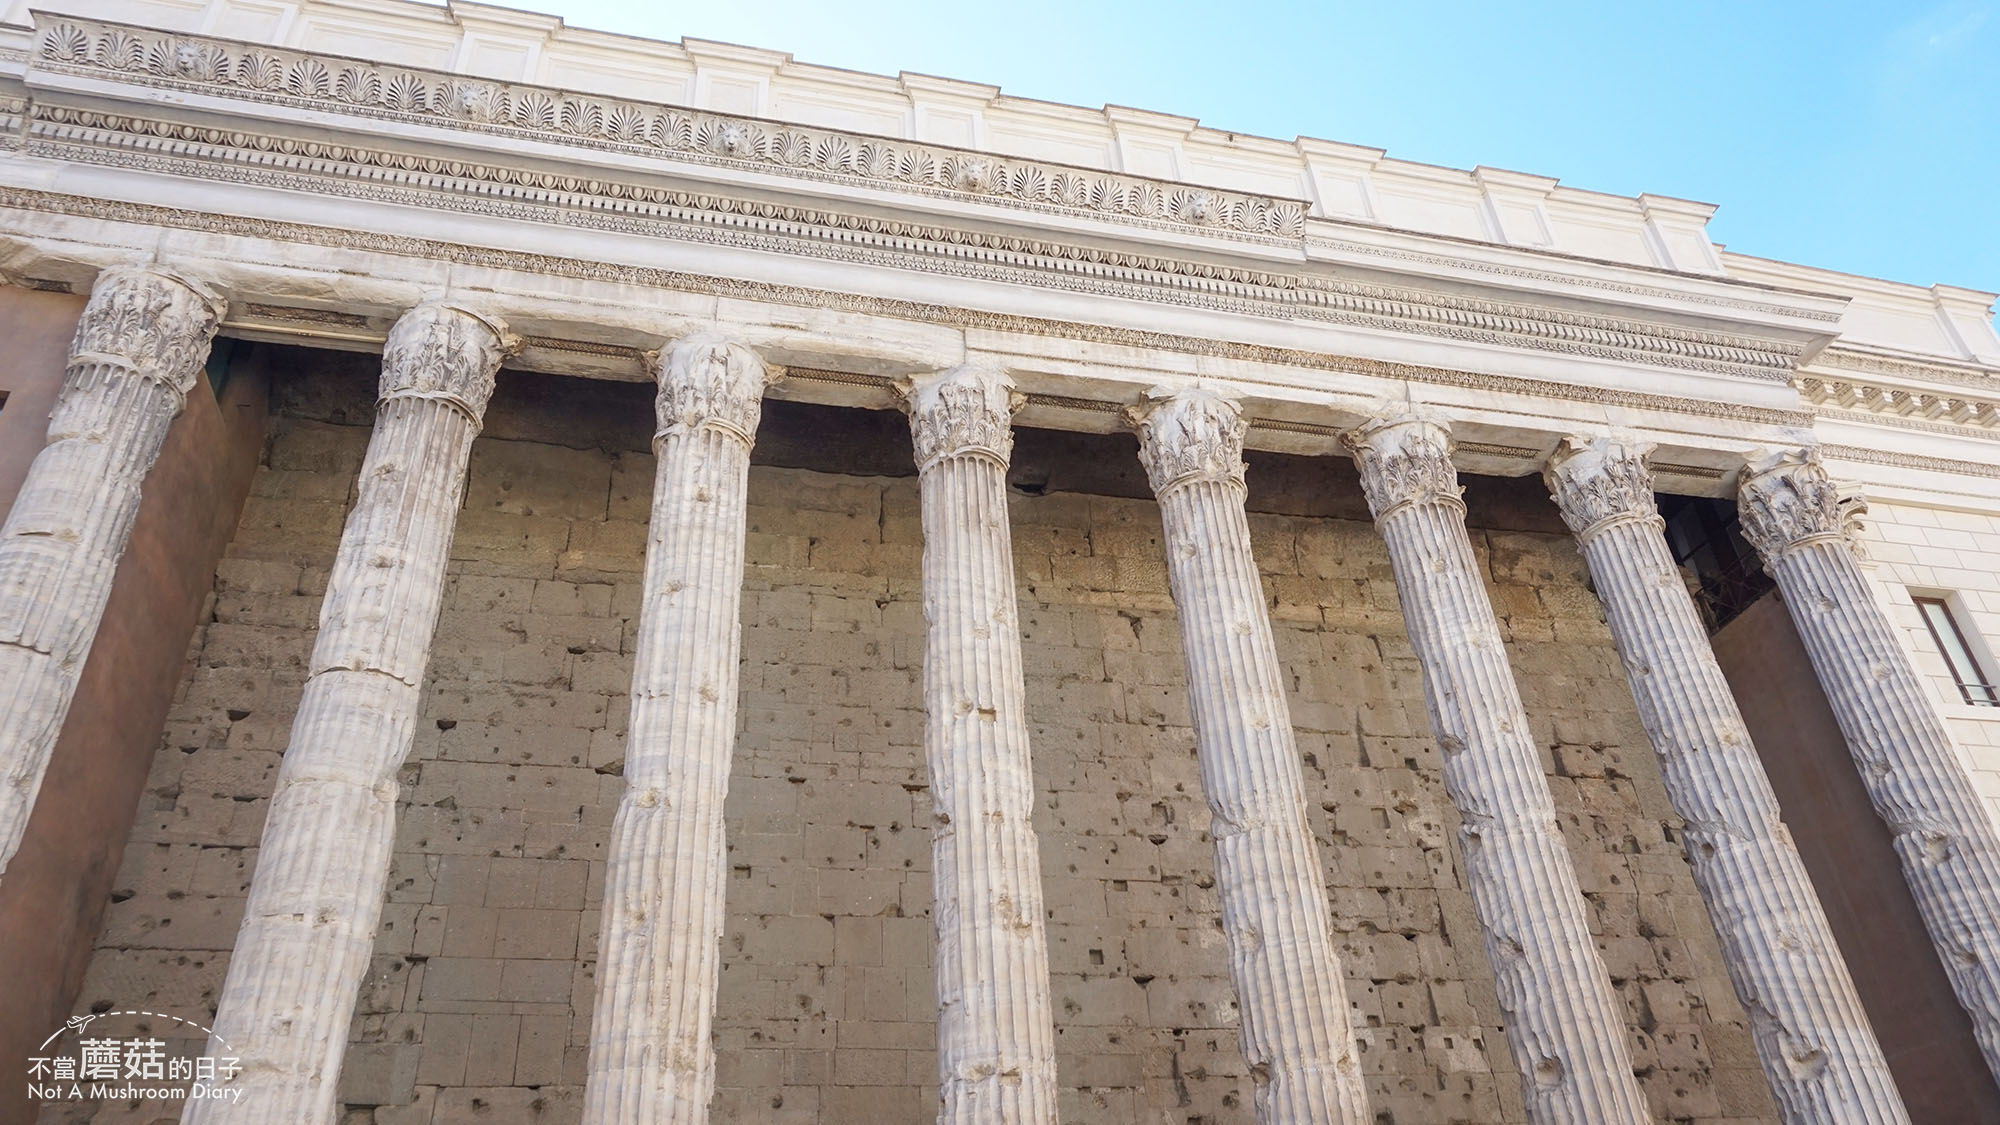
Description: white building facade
xmin=1 ymin=2 xmax=1998 ymax=1123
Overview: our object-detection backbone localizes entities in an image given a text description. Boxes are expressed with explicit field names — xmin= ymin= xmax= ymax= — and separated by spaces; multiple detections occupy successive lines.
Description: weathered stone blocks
xmin=61 ymin=371 xmax=1776 ymax=1124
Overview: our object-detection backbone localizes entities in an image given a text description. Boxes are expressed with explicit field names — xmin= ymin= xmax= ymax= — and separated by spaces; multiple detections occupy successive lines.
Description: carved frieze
xmin=0 ymin=94 xmax=22 ymax=151
xmin=1817 ymin=346 xmax=2000 ymax=393
xmin=1796 ymin=376 xmax=2000 ymax=434
xmin=33 ymin=18 xmax=1306 ymax=241
xmin=903 ymin=364 xmax=1022 ymax=471
xmin=1306 ymin=233 xmax=1844 ymax=325
xmin=0 ymin=187 xmax=1830 ymax=432
xmin=654 ymin=332 xmax=774 ymax=445
xmin=25 ymin=104 xmax=1804 ymax=383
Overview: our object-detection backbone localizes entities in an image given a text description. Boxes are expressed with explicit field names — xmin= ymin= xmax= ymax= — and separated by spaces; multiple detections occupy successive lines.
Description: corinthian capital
xmin=902 ymin=362 xmax=1021 ymax=471
xmin=70 ymin=265 xmax=226 ymax=404
xmin=1126 ymin=384 xmax=1246 ymax=495
xmin=1736 ymin=446 xmax=1865 ymax=561
xmin=1544 ymin=434 xmax=1661 ymax=542
xmin=379 ymin=302 xmax=516 ymax=423
xmin=1342 ymin=409 xmax=1461 ymax=520
xmin=653 ymin=331 xmax=774 ymax=445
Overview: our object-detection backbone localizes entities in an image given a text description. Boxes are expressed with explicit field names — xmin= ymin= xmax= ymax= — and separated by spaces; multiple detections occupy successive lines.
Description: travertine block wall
xmin=56 ymin=349 xmax=1776 ymax=1124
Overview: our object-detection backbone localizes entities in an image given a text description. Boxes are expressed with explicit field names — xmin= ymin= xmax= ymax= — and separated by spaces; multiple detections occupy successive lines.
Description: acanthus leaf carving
xmin=1735 ymin=446 xmax=1867 ymax=561
xmin=902 ymin=363 xmax=1021 ymax=471
xmin=1544 ymin=435 xmax=1661 ymax=542
xmin=378 ymin=302 xmax=516 ymax=423
xmin=69 ymin=264 xmax=225 ymax=404
xmin=654 ymin=331 xmax=774 ymax=445
xmin=1343 ymin=410 xmax=1462 ymax=521
xmin=1126 ymin=384 xmax=1248 ymax=495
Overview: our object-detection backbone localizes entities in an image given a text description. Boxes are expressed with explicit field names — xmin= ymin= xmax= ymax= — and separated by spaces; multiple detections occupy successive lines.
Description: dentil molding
xmin=31 ymin=17 xmax=1306 ymax=240
xmin=14 ymin=18 xmax=1819 ymax=383
xmin=0 ymin=185 xmax=1821 ymax=432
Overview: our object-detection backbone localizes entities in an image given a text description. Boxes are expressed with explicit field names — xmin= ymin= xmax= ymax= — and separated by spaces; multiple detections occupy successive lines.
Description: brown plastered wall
xmin=1714 ymin=592 xmax=2000 ymax=1123
xmin=0 ymin=288 xmax=87 ymax=507
xmin=0 ymin=312 xmax=269 ymax=1125
xmin=60 ymin=348 xmax=1779 ymax=1124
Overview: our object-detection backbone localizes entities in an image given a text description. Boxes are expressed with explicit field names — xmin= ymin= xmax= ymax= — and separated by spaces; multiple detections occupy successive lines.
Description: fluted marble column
xmin=1739 ymin=447 xmax=2000 ymax=1085
xmin=584 ymin=333 xmax=775 ymax=1123
xmin=1548 ymin=436 xmax=1906 ymax=1124
xmin=1344 ymin=410 xmax=1648 ymax=1125
xmin=187 ymin=303 xmax=513 ymax=1123
xmin=904 ymin=364 xmax=1060 ymax=1123
xmin=1128 ymin=385 xmax=1369 ymax=1124
xmin=0 ymin=265 xmax=222 ymax=877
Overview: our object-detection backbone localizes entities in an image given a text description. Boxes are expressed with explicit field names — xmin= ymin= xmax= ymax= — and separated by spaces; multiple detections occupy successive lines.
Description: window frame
xmin=1912 ymin=594 xmax=2000 ymax=708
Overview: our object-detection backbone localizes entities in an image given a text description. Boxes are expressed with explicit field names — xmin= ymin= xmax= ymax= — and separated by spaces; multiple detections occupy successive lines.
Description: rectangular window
xmin=1914 ymin=595 xmax=2000 ymax=707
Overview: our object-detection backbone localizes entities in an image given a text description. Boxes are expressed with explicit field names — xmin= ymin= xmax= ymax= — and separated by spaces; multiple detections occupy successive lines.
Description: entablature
xmin=0 ymin=185 xmax=1812 ymax=497
xmin=3 ymin=9 xmax=1994 ymax=515
xmin=0 ymin=0 xmax=1736 ymax=275
xmin=0 ymin=15 xmax=1848 ymax=400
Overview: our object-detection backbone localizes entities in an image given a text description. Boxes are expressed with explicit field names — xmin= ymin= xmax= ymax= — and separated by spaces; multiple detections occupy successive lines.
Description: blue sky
xmin=545 ymin=1 xmax=1999 ymax=304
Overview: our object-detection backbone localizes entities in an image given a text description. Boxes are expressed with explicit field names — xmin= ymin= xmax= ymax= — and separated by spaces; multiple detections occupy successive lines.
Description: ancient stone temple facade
xmin=1 ymin=2 xmax=1998 ymax=1123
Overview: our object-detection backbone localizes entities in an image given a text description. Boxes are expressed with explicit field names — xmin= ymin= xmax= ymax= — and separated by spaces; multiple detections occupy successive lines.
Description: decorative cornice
xmin=654 ymin=332 xmax=773 ymax=446
xmin=1544 ymin=435 xmax=1662 ymax=543
xmin=902 ymin=364 xmax=1021 ymax=471
xmin=1736 ymin=447 xmax=1864 ymax=561
xmin=18 ymin=103 xmax=1803 ymax=381
xmin=1306 ymin=233 xmax=1844 ymax=324
xmin=0 ymin=186 xmax=1823 ymax=430
xmin=71 ymin=264 xmax=226 ymax=409
xmin=31 ymin=17 xmax=1306 ymax=241
xmin=1820 ymin=443 xmax=2000 ymax=481
xmin=1127 ymin=385 xmax=1248 ymax=496
xmin=0 ymin=94 xmax=23 ymax=151
xmin=1797 ymin=376 xmax=2000 ymax=434
xmin=1816 ymin=346 xmax=2000 ymax=392
xmin=378 ymin=302 xmax=515 ymax=424
xmin=1343 ymin=410 xmax=1462 ymax=521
